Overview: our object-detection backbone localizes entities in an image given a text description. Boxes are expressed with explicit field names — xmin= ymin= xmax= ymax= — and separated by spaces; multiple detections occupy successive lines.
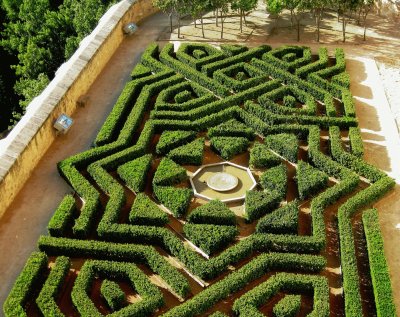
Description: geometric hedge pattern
xmin=3 ymin=43 xmax=397 ymax=316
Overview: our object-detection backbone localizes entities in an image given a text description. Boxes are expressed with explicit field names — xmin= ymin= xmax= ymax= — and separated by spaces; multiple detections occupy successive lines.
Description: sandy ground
xmin=1 ymin=3 xmax=400 ymax=315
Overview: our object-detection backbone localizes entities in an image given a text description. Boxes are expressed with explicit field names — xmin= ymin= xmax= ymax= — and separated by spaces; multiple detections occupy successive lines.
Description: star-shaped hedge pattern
xmin=3 ymin=43 xmax=396 ymax=317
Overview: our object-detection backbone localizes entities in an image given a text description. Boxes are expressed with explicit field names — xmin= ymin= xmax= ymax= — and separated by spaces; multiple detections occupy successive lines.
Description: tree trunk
xmin=244 ymin=10 xmax=247 ymax=25
xmin=178 ymin=14 xmax=181 ymax=38
xmin=296 ymin=17 xmax=300 ymax=42
xmin=194 ymin=18 xmax=197 ymax=28
xmin=221 ymin=12 xmax=224 ymax=39
xmin=216 ymin=8 xmax=218 ymax=26
xmin=201 ymin=16 xmax=205 ymax=38
xmin=337 ymin=9 xmax=340 ymax=22
xmin=290 ymin=9 xmax=294 ymax=27
xmin=169 ymin=12 xmax=173 ymax=33
xmin=363 ymin=13 xmax=368 ymax=41
xmin=342 ymin=15 xmax=346 ymax=42
xmin=240 ymin=9 xmax=243 ymax=32
xmin=316 ymin=11 xmax=321 ymax=42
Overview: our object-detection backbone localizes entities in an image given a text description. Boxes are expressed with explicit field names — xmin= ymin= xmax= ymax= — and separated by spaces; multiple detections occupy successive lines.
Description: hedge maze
xmin=4 ymin=43 xmax=397 ymax=316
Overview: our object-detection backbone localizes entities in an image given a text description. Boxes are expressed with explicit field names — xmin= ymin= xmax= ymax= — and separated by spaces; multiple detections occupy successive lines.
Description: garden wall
xmin=0 ymin=0 xmax=158 ymax=218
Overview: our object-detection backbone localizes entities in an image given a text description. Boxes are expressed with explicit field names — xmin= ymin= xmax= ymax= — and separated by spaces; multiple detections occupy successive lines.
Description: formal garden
xmin=3 ymin=42 xmax=397 ymax=316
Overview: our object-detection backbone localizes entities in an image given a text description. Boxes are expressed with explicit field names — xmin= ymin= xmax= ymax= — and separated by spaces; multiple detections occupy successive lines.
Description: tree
xmin=189 ymin=0 xmax=210 ymax=38
xmin=153 ymin=0 xmax=176 ymax=33
xmin=231 ymin=0 xmax=257 ymax=33
xmin=336 ymin=0 xmax=360 ymax=42
xmin=311 ymin=0 xmax=331 ymax=42
xmin=359 ymin=0 xmax=374 ymax=40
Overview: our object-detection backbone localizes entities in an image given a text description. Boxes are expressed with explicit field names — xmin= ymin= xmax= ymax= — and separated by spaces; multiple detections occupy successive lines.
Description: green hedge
xmin=38 ymin=236 xmax=190 ymax=298
xmin=256 ymin=200 xmax=298 ymax=234
xmin=233 ymin=273 xmax=329 ymax=317
xmin=156 ymin=130 xmax=197 ymax=155
xmin=48 ymin=195 xmax=76 ymax=237
xmin=167 ymin=137 xmax=204 ymax=165
xmin=71 ymin=260 xmax=163 ymax=316
xmin=163 ymin=253 xmax=326 ymax=317
xmin=295 ymin=47 xmax=328 ymax=78
xmin=208 ymin=118 xmax=255 ymax=140
xmin=210 ymin=136 xmax=249 ymax=160
xmin=263 ymin=46 xmax=312 ymax=73
xmin=202 ymin=45 xmax=270 ymax=77
xmin=160 ymin=43 xmax=231 ymax=97
xmin=348 ymin=126 xmax=364 ymax=158
xmin=187 ymin=200 xmax=236 ymax=226
xmin=130 ymin=193 xmax=169 ymax=226
xmin=213 ymin=62 xmax=267 ymax=92
xmin=363 ymin=209 xmax=396 ymax=317
xmin=296 ymin=160 xmax=329 ymax=200
xmin=245 ymin=190 xmax=281 ymax=222
xmin=153 ymin=186 xmax=193 ymax=218
xmin=329 ymin=126 xmax=385 ymax=182
xmin=258 ymin=85 xmax=317 ymax=116
xmin=264 ymin=133 xmax=298 ymax=162
xmin=260 ymin=164 xmax=287 ymax=200
xmin=273 ymin=294 xmax=301 ymax=317
xmin=249 ymin=142 xmax=281 ymax=169
xmin=100 ymin=279 xmax=126 ymax=311
xmin=3 ymin=252 xmax=48 ymax=317
xmin=153 ymin=157 xmax=187 ymax=186
xmin=176 ymin=43 xmax=225 ymax=70
xmin=117 ymin=154 xmax=152 ymax=192
xmin=183 ymin=223 xmax=238 ymax=255
xmin=36 ymin=256 xmax=70 ymax=317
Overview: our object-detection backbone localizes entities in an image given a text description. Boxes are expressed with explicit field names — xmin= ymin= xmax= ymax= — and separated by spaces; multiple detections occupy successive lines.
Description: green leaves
xmin=264 ymin=133 xmax=298 ymax=162
xmin=153 ymin=157 xmax=187 ymax=186
xmin=156 ymin=130 xmax=197 ymax=155
xmin=256 ymin=200 xmax=298 ymax=234
xmin=130 ymin=193 xmax=169 ymax=226
xmin=167 ymin=137 xmax=205 ymax=165
xmin=187 ymin=200 xmax=236 ymax=226
xmin=184 ymin=223 xmax=238 ymax=255
xmin=249 ymin=142 xmax=281 ymax=169
xmin=245 ymin=190 xmax=281 ymax=222
xmin=296 ymin=160 xmax=328 ymax=200
xmin=210 ymin=136 xmax=249 ymax=160
xmin=117 ymin=154 xmax=152 ymax=192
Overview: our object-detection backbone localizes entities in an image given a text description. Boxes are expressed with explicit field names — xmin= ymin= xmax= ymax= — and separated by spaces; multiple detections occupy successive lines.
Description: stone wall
xmin=0 ymin=0 xmax=158 ymax=218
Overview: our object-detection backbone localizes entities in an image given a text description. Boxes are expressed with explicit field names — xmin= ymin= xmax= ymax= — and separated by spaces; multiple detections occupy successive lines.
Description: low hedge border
xmin=362 ymin=209 xmax=396 ymax=317
xmin=273 ymin=294 xmax=301 ymax=317
xmin=38 ymin=236 xmax=190 ymax=298
xmin=233 ymin=273 xmax=329 ymax=317
xmin=348 ymin=126 xmax=364 ymax=158
xmin=3 ymin=252 xmax=48 ymax=317
xmin=176 ymin=43 xmax=225 ymax=70
xmin=100 ymin=279 xmax=126 ymax=311
xmin=48 ymin=195 xmax=76 ymax=237
xmin=163 ymin=253 xmax=326 ymax=317
xmin=71 ymin=260 xmax=163 ymax=317
xmin=36 ymin=256 xmax=70 ymax=317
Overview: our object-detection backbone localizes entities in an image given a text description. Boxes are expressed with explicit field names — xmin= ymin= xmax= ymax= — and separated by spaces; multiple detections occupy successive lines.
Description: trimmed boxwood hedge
xmin=256 ymin=200 xmax=298 ymax=234
xmin=363 ymin=209 xmax=396 ymax=317
xmin=4 ymin=252 xmax=48 ymax=317
xmin=156 ymin=130 xmax=197 ymax=155
xmin=264 ymin=133 xmax=298 ymax=162
xmin=296 ymin=160 xmax=329 ymax=200
xmin=187 ymin=199 xmax=236 ymax=226
xmin=130 ymin=193 xmax=169 ymax=226
xmin=117 ymin=154 xmax=152 ymax=192
xmin=208 ymin=118 xmax=255 ymax=140
xmin=210 ymin=136 xmax=249 ymax=160
xmin=48 ymin=195 xmax=76 ymax=237
xmin=249 ymin=142 xmax=281 ymax=169
xmin=183 ymin=223 xmax=238 ymax=255
xmin=167 ymin=137 xmax=204 ymax=165
xmin=36 ymin=256 xmax=70 ymax=317
xmin=100 ymin=279 xmax=126 ymax=311
xmin=260 ymin=164 xmax=288 ymax=200
xmin=153 ymin=157 xmax=187 ymax=186
xmin=245 ymin=190 xmax=281 ymax=223
xmin=273 ymin=294 xmax=302 ymax=317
